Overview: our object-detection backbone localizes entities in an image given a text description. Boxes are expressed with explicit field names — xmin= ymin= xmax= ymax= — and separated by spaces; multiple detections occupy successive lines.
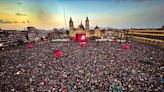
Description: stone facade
xmin=69 ymin=17 xmax=102 ymax=39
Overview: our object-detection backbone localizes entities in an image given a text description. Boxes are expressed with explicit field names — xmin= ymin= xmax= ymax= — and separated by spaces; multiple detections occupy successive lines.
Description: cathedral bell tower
xmin=69 ymin=17 xmax=74 ymax=30
xmin=69 ymin=17 xmax=75 ymax=38
xmin=85 ymin=17 xmax=90 ymax=39
xmin=85 ymin=17 xmax=89 ymax=31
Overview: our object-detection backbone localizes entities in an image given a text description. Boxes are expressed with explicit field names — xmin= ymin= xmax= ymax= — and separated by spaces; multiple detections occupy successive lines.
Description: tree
xmin=66 ymin=30 xmax=69 ymax=35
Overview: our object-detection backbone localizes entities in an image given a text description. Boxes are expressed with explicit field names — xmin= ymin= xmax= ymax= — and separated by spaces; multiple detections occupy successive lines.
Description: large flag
xmin=54 ymin=51 xmax=62 ymax=57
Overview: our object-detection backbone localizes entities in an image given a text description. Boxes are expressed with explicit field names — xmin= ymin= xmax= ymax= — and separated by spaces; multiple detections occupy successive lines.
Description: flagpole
xmin=64 ymin=8 xmax=66 ymax=30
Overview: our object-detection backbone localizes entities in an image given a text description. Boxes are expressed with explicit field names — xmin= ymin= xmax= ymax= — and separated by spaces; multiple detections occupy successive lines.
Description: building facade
xmin=103 ymin=29 xmax=125 ymax=40
xmin=69 ymin=17 xmax=102 ymax=39
xmin=127 ymin=29 xmax=164 ymax=48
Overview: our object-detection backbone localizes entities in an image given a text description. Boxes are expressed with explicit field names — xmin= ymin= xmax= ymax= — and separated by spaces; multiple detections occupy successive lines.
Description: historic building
xmin=27 ymin=27 xmax=48 ymax=41
xmin=69 ymin=17 xmax=102 ymax=39
xmin=127 ymin=29 xmax=164 ymax=48
xmin=103 ymin=29 xmax=125 ymax=40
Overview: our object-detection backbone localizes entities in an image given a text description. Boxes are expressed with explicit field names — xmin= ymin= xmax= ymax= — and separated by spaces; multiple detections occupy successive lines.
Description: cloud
xmin=133 ymin=0 xmax=152 ymax=2
xmin=16 ymin=13 xmax=26 ymax=16
xmin=115 ymin=0 xmax=153 ymax=3
xmin=27 ymin=20 xmax=31 ymax=23
xmin=21 ymin=20 xmax=31 ymax=23
xmin=115 ymin=0 xmax=127 ymax=3
xmin=0 ymin=19 xmax=17 ymax=24
xmin=17 ymin=2 xmax=22 ymax=5
xmin=0 ymin=19 xmax=31 ymax=24
xmin=14 ymin=21 xmax=18 ymax=23
xmin=37 ymin=9 xmax=51 ymax=21
xmin=22 ymin=21 xmax=25 ymax=23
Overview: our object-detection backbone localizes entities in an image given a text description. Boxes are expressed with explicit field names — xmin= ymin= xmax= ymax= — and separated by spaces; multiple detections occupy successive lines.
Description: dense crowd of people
xmin=0 ymin=40 xmax=164 ymax=92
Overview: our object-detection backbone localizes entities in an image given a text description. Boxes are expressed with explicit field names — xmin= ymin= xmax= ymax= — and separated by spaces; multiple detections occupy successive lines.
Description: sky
xmin=0 ymin=0 xmax=164 ymax=30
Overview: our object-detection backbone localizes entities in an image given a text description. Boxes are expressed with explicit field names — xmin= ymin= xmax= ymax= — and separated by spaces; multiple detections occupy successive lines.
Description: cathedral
xmin=69 ymin=17 xmax=102 ymax=40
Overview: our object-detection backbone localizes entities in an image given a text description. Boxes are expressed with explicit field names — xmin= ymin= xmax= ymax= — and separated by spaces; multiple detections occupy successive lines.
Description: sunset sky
xmin=0 ymin=0 xmax=164 ymax=30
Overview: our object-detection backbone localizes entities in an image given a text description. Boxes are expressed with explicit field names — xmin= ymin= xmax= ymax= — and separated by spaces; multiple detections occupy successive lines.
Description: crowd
xmin=0 ymin=40 xmax=164 ymax=92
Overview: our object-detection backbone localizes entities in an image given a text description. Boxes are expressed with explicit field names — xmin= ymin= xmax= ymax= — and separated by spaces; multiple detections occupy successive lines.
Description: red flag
xmin=28 ymin=43 xmax=33 ymax=48
xmin=54 ymin=51 xmax=62 ymax=57
xmin=123 ymin=45 xmax=129 ymax=49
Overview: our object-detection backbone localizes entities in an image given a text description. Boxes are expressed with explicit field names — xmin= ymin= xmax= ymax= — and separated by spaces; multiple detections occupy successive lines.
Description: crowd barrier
xmin=51 ymin=39 xmax=127 ymax=42
xmin=96 ymin=39 xmax=126 ymax=42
